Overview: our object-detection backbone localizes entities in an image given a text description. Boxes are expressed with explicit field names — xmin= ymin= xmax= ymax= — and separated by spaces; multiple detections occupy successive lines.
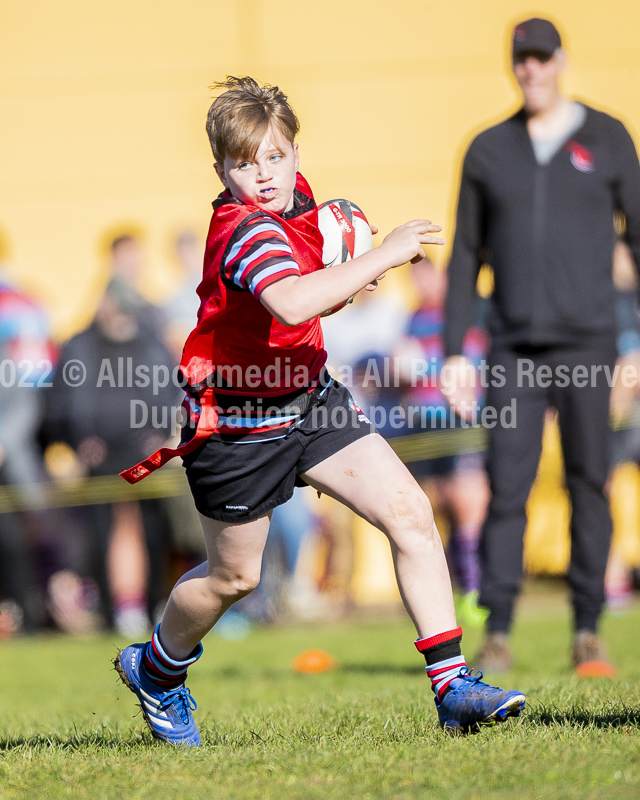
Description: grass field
xmin=1 ymin=584 xmax=640 ymax=800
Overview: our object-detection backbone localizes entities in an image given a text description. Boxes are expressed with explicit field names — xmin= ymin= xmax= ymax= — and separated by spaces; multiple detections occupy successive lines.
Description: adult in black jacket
xmin=44 ymin=279 xmax=181 ymax=631
xmin=444 ymin=18 xmax=640 ymax=674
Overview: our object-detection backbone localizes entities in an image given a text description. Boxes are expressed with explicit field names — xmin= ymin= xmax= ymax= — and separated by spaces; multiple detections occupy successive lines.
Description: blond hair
xmin=206 ymin=76 xmax=299 ymax=164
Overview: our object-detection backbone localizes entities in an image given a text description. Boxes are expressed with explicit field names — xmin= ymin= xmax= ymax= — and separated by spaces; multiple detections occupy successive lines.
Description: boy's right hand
xmin=379 ymin=220 xmax=445 ymax=267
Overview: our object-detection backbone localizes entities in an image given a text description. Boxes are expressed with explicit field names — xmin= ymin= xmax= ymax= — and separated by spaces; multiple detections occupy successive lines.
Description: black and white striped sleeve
xmin=223 ymin=215 xmax=300 ymax=297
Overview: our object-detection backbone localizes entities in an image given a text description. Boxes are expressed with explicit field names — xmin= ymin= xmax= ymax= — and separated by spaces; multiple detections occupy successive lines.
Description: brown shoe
xmin=474 ymin=632 xmax=513 ymax=673
xmin=572 ymin=631 xmax=617 ymax=678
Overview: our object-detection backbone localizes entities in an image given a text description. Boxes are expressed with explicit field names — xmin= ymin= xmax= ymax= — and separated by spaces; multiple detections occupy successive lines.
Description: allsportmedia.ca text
xmin=2 ymin=356 xmax=636 ymax=394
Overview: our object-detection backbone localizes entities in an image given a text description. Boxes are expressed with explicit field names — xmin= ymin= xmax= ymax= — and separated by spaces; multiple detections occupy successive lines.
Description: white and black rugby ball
xmin=317 ymin=199 xmax=373 ymax=316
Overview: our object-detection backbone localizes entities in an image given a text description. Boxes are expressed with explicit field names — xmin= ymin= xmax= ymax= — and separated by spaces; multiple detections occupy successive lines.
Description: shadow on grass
xmin=529 ymin=703 xmax=640 ymax=729
xmin=206 ymin=663 xmax=420 ymax=679
xmin=0 ymin=729 xmax=151 ymax=752
xmin=337 ymin=663 xmax=418 ymax=676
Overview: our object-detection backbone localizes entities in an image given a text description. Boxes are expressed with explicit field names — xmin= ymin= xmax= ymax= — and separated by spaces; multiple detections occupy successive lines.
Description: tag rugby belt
xmin=120 ymin=369 xmax=330 ymax=484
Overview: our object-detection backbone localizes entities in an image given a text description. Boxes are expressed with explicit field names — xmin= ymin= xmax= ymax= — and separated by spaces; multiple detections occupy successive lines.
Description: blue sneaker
xmin=114 ymin=642 xmax=200 ymax=746
xmin=436 ymin=668 xmax=525 ymax=735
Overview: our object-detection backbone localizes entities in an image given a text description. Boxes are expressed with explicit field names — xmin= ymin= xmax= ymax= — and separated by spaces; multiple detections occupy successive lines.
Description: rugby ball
xmin=318 ymin=199 xmax=373 ymax=316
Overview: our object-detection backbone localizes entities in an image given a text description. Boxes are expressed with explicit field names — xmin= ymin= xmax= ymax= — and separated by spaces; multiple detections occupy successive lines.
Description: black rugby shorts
xmin=182 ymin=378 xmax=374 ymax=523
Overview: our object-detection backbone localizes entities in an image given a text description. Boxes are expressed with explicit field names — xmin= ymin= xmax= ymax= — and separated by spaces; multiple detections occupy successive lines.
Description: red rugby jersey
xmin=181 ymin=172 xmax=326 ymax=393
xmin=121 ymin=173 xmax=327 ymax=483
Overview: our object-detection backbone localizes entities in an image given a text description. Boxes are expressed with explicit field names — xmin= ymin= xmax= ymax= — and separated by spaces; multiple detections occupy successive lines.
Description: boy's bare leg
xmin=158 ymin=513 xmax=271 ymax=659
xmin=301 ymin=434 xmax=457 ymax=638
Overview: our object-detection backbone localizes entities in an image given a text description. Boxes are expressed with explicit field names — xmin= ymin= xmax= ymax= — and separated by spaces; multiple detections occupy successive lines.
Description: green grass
xmin=1 ymin=586 xmax=640 ymax=799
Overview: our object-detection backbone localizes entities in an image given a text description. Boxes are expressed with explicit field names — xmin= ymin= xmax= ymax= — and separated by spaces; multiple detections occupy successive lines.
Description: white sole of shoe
xmin=485 ymin=694 xmax=526 ymax=722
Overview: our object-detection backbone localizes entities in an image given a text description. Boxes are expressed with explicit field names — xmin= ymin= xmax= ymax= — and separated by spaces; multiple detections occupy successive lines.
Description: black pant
xmin=480 ymin=342 xmax=617 ymax=633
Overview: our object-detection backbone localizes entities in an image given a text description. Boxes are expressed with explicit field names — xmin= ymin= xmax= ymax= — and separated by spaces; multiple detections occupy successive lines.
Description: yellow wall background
xmin=3 ymin=0 xmax=640 ymax=340
xmin=3 ymin=1 xmax=640 ymax=587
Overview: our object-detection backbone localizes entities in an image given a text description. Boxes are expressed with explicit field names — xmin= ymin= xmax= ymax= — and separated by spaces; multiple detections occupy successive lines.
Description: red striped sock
xmin=414 ymin=627 xmax=463 ymax=659
xmin=142 ymin=624 xmax=203 ymax=689
xmin=415 ymin=627 xmax=466 ymax=700
xmin=425 ymin=655 xmax=467 ymax=701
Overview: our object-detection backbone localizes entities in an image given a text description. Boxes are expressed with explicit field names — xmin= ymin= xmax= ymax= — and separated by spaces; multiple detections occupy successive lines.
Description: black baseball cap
xmin=512 ymin=18 xmax=562 ymax=58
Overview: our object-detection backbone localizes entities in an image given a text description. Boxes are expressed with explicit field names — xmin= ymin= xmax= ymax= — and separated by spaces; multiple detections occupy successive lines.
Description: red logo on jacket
xmin=565 ymin=140 xmax=595 ymax=173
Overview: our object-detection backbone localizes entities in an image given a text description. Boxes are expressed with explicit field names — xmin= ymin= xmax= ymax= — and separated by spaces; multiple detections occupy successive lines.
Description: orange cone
xmin=575 ymin=660 xmax=617 ymax=678
xmin=292 ymin=649 xmax=338 ymax=674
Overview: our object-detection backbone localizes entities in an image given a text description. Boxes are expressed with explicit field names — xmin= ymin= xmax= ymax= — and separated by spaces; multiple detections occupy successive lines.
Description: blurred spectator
xmin=606 ymin=241 xmax=640 ymax=608
xmin=163 ymin=231 xmax=203 ymax=359
xmin=159 ymin=230 xmax=209 ymax=586
xmin=319 ymin=287 xmax=408 ymax=614
xmin=397 ymin=258 xmax=490 ymax=625
xmin=216 ymin=487 xmax=319 ymax=636
xmin=44 ymin=278 xmax=180 ymax=634
xmin=108 ymin=233 xmax=166 ymax=338
xmin=351 ymin=352 xmax=403 ymax=438
xmin=262 ymin=487 xmax=318 ymax=618
xmin=610 ymin=240 xmax=640 ymax=452
xmin=0 ymin=232 xmax=57 ymax=635
xmin=322 ymin=282 xmax=409 ymax=379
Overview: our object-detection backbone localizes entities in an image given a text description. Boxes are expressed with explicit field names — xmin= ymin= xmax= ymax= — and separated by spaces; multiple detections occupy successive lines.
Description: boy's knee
xmin=230 ymin=574 xmax=260 ymax=599
xmin=409 ymin=499 xmax=437 ymax=542
xmin=386 ymin=487 xmax=437 ymax=542
xmin=211 ymin=570 xmax=261 ymax=601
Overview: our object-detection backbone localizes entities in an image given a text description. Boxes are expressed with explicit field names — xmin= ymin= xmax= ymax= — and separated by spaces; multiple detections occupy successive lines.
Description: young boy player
xmin=115 ymin=76 xmax=525 ymax=743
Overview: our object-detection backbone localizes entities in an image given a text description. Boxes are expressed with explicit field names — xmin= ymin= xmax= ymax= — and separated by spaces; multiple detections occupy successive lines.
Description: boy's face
xmin=215 ymin=126 xmax=299 ymax=214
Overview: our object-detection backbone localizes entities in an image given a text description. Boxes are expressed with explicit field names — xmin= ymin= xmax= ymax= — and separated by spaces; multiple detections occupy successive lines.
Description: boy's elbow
xmin=260 ymin=284 xmax=308 ymax=326
xmin=277 ymin=310 xmax=306 ymax=327
xmin=271 ymin=299 xmax=307 ymax=327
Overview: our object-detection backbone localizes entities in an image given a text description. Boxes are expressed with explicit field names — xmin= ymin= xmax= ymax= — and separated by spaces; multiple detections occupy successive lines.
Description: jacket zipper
xmin=530 ymin=164 xmax=547 ymax=342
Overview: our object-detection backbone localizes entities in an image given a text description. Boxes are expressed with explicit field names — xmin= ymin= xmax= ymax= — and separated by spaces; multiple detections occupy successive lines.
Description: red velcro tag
xmin=120 ymin=389 xmax=218 ymax=484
